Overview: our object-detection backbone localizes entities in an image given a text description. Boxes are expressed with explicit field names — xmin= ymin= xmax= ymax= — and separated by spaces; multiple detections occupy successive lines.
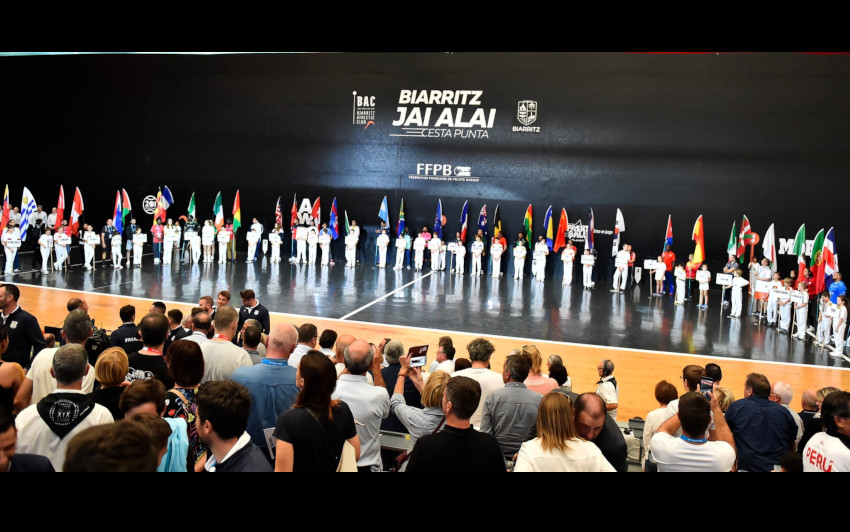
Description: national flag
xmin=458 ymin=200 xmax=467 ymax=243
xmin=726 ymin=221 xmax=738 ymax=258
xmin=396 ymin=198 xmax=406 ymax=238
xmin=737 ymin=215 xmax=754 ymax=262
xmin=523 ymin=204 xmax=533 ymax=249
xmin=587 ymin=208 xmax=595 ymax=251
xmin=274 ymin=197 xmax=282 ymax=227
xmin=762 ymin=223 xmax=777 ymax=273
xmin=493 ymin=204 xmax=502 ymax=239
xmin=662 ymin=215 xmax=673 ymax=253
xmin=55 ymin=185 xmax=66 ymax=232
xmin=692 ymin=215 xmax=705 ymax=267
xmin=69 ymin=187 xmax=84 ymax=236
xmin=378 ymin=196 xmax=389 ymax=226
xmin=824 ymin=227 xmax=838 ymax=288
xmin=792 ymin=224 xmax=806 ymax=281
xmin=290 ymin=194 xmax=298 ymax=229
xmin=329 ymin=198 xmax=339 ymax=240
xmin=612 ymin=208 xmax=625 ymax=258
xmin=20 ymin=187 xmax=37 ymax=241
xmin=311 ymin=197 xmax=321 ymax=223
xmin=187 ymin=192 xmax=196 ymax=220
xmin=112 ymin=191 xmax=123 ymax=235
xmin=344 ymin=210 xmax=350 ymax=236
xmin=433 ymin=199 xmax=443 ymax=239
xmin=121 ymin=189 xmax=132 ymax=227
xmin=477 ymin=204 xmax=488 ymax=241
xmin=232 ymin=190 xmax=242 ymax=232
xmin=0 ymin=186 xmax=10 ymax=232
xmin=154 ymin=186 xmax=174 ymax=223
xmin=554 ymin=208 xmax=568 ymax=252
xmin=153 ymin=188 xmax=163 ymax=223
xmin=213 ymin=192 xmax=224 ymax=230
xmin=544 ymin=205 xmax=554 ymax=250
xmin=810 ymin=228 xmax=826 ymax=295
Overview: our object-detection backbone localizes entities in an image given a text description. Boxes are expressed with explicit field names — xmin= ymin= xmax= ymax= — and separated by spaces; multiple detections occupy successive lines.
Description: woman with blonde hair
xmin=90 ymin=347 xmax=129 ymax=420
xmin=715 ymin=387 xmax=735 ymax=413
xmin=522 ymin=345 xmax=558 ymax=395
xmin=514 ymin=392 xmax=615 ymax=472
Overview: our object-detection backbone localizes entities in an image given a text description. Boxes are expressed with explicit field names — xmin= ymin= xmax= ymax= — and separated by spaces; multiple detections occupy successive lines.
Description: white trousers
xmin=795 ymin=307 xmax=808 ymax=336
xmin=514 ymin=258 xmax=524 ymax=279
xmin=563 ymin=261 xmax=573 ymax=284
xmin=163 ymin=240 xmax=173 ymax=264
xmin=676 ymin=280 xmax=686 ymax=303
xmin=41 ymin=248 xmax=51 ymax=270
xmin=455 ymin=255 xmax=464 ymax=274
xmin=133 ymin=245 xmax=142 ymax=265
xmin=218 ymin=241 xmax=228 ymax=263
xmin=395 ymin=248 xmax=405 ymax=269
xmin=779 ymin=303 xmax=792 ymax=330
xmin=296 ymin=241 xmax=307 ymax=263
xmin=818 ymin=317 xmax=833 ymax=344
xmin=378 ymin=247 xmax=387 ymax=268
xmin=613 ymin=268 xmax=627 ymax=290
xmin=833 ymin=323 xmax=847 ymax=350
xmin=345 ymin=247 xmax=356 ymax=265
xmin=415 ymin=250 xmax=424 ymax=270
xmin=491 ymin=257 xmax=501 ymax=278
xmin=271 ymin=244 xmax=281 ymax=262
xmin=54 ymin=246 xmax=67 ymax=269
xmin=192 ymin=245 xmax=202 ymax=263
xmin=321 ymin=244 xmax=330 ymax=265
xmin=471 ymin=255 xmax=482 ymax=276
xmin=83 ymin=245 xmax=94 ymax=268
xmin=767 ymin=301 xmax=779 ymax=324
xmin=731 ymin=289 xmax=743 ymax=316
xmin=535 ymin=259 xmax=546 ymax=281
xmin=4 ymin=249 xmax=15 ymax=273
xmin=583 ymin=266 xmax=593 ymax=288
xmin=112 ymin=248 xmax=122 ymax=267
xmin=247 ymin=242 xmax=258 ymax=262
xmin=308 ymin=244 xmax=317 ymax=264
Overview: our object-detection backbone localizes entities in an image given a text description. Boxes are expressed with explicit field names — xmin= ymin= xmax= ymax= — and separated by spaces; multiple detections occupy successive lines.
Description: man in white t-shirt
xmin=650 ymin=391 xmax=737 ymax=472
xmin=803 ymin=390 xmax=850 ymax=472
xmin=288 ymin=323 xmax=318 ymax=370
xmin=595 ymin=359 xmax=619 ymax=420
xmin=451 ymin=338 xmax=504 ymax=429
xmin=13 ymin=309 xmax=97 ymax=411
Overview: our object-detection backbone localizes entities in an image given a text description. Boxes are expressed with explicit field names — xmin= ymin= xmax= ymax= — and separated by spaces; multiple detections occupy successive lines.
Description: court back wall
xmin=2 ymin=52 xmax=848 ymax=275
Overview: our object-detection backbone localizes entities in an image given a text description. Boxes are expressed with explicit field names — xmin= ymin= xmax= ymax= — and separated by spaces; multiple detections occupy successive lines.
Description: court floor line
xmin=339 ymin=271 xmax=435 ymax=320
xmin=15 ymin=281 xmax=850 ymax=373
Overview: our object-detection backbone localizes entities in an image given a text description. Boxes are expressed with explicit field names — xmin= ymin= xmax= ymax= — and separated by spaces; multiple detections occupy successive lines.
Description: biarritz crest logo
xmin=513 ymin=100 xmax=541 ymax=133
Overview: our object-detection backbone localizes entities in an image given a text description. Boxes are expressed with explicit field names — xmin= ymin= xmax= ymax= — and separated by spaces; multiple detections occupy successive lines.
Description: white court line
xmin=13 ymin=281 xmax=850 ymax=373
xmin=339 ymin=271 xmax=434 ymax=320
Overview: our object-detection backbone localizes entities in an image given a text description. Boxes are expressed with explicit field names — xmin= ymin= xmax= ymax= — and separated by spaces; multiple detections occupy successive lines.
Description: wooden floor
xmin=18 ymin=284 xmax=850 ymax=422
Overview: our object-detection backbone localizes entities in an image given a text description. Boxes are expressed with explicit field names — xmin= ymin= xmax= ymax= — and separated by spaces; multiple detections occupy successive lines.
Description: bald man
xmin=332 ymin=334 xmax=373 ymax=385
xmin=332 ymin=339 xmax=389 ymax=472
xmin=573 ymin=393 xmax=628 ymax=473
xmin=232 ymin=323 xmax=300 ymax=456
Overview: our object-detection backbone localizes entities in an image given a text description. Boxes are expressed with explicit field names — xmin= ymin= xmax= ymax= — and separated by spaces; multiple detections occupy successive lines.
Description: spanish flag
xmin=523 ymin=204 xmax=533 ymax=249
xmin=692 ymin=214 xmax=705 ymax=267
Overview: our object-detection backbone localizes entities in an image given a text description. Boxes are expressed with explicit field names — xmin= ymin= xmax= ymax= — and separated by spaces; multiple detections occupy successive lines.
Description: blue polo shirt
xmin=724 ymin=395 xmax=798 ymax=472
xmin=231 ymin=358 xmax=299 ymax=451
xmin=829 ymin=280 xmax=846 ymax=304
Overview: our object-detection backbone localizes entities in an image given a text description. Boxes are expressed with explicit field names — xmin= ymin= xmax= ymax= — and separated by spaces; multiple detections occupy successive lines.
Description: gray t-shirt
xmin=200 ymin=340 xmax=253 ymax=382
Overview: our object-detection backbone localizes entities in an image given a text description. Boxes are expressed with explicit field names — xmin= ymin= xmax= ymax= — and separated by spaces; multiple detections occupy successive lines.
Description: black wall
xmin=2 ymin=52 xmax=848 ymax=275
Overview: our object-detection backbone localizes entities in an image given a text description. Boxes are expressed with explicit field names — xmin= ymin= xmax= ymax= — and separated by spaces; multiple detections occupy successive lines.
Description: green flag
xmin=726 ymin=221 xmax=737 ymax=257
xmin=213 ymin=192 xmax=223 ymax=229
xmin=344 ymin=210 xmax=350 ymax=236
xmin=187 ymin=192 xmax=196 ymax=220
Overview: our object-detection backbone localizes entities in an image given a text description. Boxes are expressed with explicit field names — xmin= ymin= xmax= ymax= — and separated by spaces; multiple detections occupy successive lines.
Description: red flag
xmin=554 ymin=208 xmax=568 ymax=252
xmin=0 ymin=186 xmax=9 ymax=232
xmin=311 ymin=197 xmax=321 ymax=222
xmin=290 ymin=194 xmax=298 ymax=228
xmin=54 ymin=185 xmax=65 ymax=231
xmin=69 ymin=187 xmax=84 ymax=236
xmin=737 ymin=215 xmax=754 ymax=261
xmin=274 ymin=197 xmax=282 ymax=226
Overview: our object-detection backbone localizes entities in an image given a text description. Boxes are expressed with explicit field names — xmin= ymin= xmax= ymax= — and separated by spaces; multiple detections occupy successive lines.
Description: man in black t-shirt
xmin=124 ymin=313 xmax=174 ymax=389
xmin=573 ymin=393 xmax=628 ymax=473
xmin=0 ymin=283 xmax=45 ymax=370
xmin=406 ymin=376 xmax=506 ymax=473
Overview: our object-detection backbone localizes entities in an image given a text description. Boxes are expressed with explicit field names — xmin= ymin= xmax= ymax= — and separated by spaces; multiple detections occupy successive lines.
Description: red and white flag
xmin=69 ymin=187 xmax=84 ymax=236
xmin=54 ymin=185 xmax=65 ymax=231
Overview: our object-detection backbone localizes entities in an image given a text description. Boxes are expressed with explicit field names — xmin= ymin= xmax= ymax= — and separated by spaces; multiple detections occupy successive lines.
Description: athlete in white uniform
xmin=306 ymin=224 xmax=319 ymax=265
xmin=162 ymin=220 xmax=179 ymax=266
xmin=39 ymin=228 xmax=53 ymax=273
xmin=438 ymin=241 xmax=447 ymax=271
xmin=612 ymin=245 xmax=631 ymax=291
xmin=249 ymin=218 xmax=264 ymax=261
xmin=190 ymin=231 xmax=202 ymax=263
xmin=54 ymin=229 xmax=69 ymax=270
xmin=202 ymin=220 xmax=216 ymax=263
xmin=817 ymin=293 xmax=833 ymax=347
xmin=777 ymin=279 xmax=794 ymax=332
xmin=2 ymin=225 xmax=18 ymax=274
xmin=428 ymin=236 xmax=442 ymax=271
xmin=413 ymin=233 xmax=427 ymax=271
xmin=729 ymin=270 xmax=749 ymax=318
xmin=793 ymin=282 xmax=810 ymax=340
xmin=111 ymin=233 xmax=123 ymax=269
xmin=82 ymin=225 xmax=98 ymax=270
xmin=319 ymin=224 xmax=332 ymax=266
xmin=561 ymin=244 xmax=576 ymax=286
xmin=217 ymin=227 xmax=231 ymax=264
xmin=345 ymin=233 xmax=357 ymax=267
xmin=349 ymin=221 xmax=361 ymax=264
xmin=394 ymin=235 xmax=406 ymax=270
xmin=490 ymin=239 xmax=504 ymax=278
xmin=582 ymin=249 xmax=595 ymax=289
xmin=453 ymin=234 xmax=466 ymax=275
xmin=470 ymin=236 xmax=484 ymax=277
xmin=766 ymin=273 xmax=784 ymax=326
xmin=533 ymin=237 xmax=549 ymax=282
xmin=132 ymin=228 xmax=145 ymax=266
xmin=246 ymin=227 xmax=261 ymax=263
xmin=376 ymin=229 xmax=390 ymax=268
xmin=832 ymin=296 xmax=847 ymax=356
xmin=513 ymin=242 xmax=527 ymax=280
xmin=294 ymin=224 xmax=309 ymax=264
xmin=269 ymin=225 xmax=283 ymax=263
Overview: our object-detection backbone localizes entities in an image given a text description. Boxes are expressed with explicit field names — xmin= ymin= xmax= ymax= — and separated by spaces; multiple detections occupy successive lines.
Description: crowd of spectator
xmin=0 ymin=281 xmax=847 ymax=473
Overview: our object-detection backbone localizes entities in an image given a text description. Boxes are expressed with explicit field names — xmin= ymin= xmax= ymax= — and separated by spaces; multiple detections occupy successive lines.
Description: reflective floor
xmin=11 ymin=252 xmax=849 ymax=369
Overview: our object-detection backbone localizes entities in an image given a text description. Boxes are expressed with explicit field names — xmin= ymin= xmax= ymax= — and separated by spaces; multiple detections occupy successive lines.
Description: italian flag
xmin=792 ymin=224 xmax=806 ymax=281
xmin=187 ymin=192 xmax=196 ymax=220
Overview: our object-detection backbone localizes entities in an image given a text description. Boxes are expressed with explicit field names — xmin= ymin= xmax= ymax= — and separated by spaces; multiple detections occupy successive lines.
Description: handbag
xmin=389 ymin=416 xmax=445 ymax=472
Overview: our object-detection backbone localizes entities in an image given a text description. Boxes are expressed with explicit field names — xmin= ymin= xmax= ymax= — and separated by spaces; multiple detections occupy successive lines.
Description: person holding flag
xmin=230 ymin=191 xmax=242 ymax=262
xmin=661 ymin=216 xmax=675 ymax=296
xmin=328 ymin=197 xmax=340 ymax=265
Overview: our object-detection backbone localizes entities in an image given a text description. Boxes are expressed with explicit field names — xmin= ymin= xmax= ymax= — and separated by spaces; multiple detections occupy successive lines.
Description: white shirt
xmin=562 ymin=248 xmax=575 ymax=262
xmin=427 ymin=237 xmax=441 ymax=252
xmin=643 ymin=406 xmax=675 ymax=462
xmin=514 ymin=437 xmax=616 ymax=472
xmin=514 ymin=245 xmax=527 ymax=259
xmin=649 ymin=432 xmax=737 ymax=472
xmin=34 ymin=210 xmax=48 ymax=225
xmin=615 ymin=249 xmax=630 ymax=268
xmin=47 ymin=213 xmax=57 ymax=227
xmin=451 ymin=367 xmax=505 ymax=429
xmin=334 ymin=363 xmax=373 ymax=385
xmin=38 ymin=234 xmax=53 ymax=249
xmin=288 ymin=343 xmax=314 ymax=370
xmin=26 ymin=347 xmax=96 ymax=405
xmin=534 ymin=241 xmax=549 ymax=255
xmin=332 ymin=374 xmax=390 ymax=471
xmin=15 ymin=390 xmax=114 ymax=472
xmin=199 ymin=339 xmax=254 ymax=382
xmin=436 ymin=359 xmax=455 ymax=374
xmin=250 ymin=222 xmax=263 ymax=236
xmin=491 ymin=242 xmax=503 ymax=258
xmin=783 ymin=403 xmax=804 ymax=448
xmin=596 ymin=376 xmax=619 ymax=419
xmin=183 ymin=331 xmax=210 ymax=345
xmin=349 ymin=225 xmax=360 ymax=241
xmin=111 ymin=235 xmax=122 ymax=248
xmin=803 ymin=431 xmax=850 ymax=472
xmin=471 ymin=241 xmax=484 ymax=256
xmin=377 ymin=234 xmax=390 ymax=248
xmin=413 ymin=237 xmax=426 ymax=252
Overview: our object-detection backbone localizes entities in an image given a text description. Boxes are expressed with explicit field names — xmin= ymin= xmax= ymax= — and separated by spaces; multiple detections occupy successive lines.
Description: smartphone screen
xmin=699 ymin=376 xmax=714 ymax=399
xmin=408 ymin=345 xmax=429 ymax=368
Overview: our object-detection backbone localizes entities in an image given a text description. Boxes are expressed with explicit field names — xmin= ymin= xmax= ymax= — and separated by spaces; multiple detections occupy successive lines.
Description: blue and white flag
xmin=20 ymin=187 xmax=37 ymax=241
xmin=378 ymin=196 xmax=389 ymax=226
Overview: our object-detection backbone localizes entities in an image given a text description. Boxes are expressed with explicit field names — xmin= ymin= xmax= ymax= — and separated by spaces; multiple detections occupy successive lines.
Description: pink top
xmin=524 ymin=375 xmax=559 ymax=395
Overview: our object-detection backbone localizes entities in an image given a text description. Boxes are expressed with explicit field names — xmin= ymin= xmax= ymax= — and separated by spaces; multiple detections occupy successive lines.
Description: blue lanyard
xmin=261 ymin=359 xmax=288 ymax=367
xmin=680 ymin=435 xmax=707 ymax=444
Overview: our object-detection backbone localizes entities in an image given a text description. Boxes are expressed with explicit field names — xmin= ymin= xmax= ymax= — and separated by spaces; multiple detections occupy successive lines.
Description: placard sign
xmin=824 ymin=305 xmax=839 ymax=319
xmin=6 ymin=239 xmax=21 ymax=249
xmin=56 ymin=235 xmax=72 ymax=246
xmin=772 ymin=289 xmax=791 ymax=299
xmin=218 ymin=231 xmax=231 ymax=243
xmin=615 ymin=257 xmax=629 ymax=269
xmin=268 ymin=233 xmax=281 ymax=245
xmin=791 ymin=292 xmax=806 ymax=304
xmin=133 ymin=234 xmax=148 ymax=244
xmin=581 ymin=255 xmax=595 ymax=265
xmin=716 ymin=273 xmax=733 ymax=286
xmin=696 ymin=271 xmax=711 ymax=283
xmin=755 ymin=280 xmax=773 ymax=293
xmin=644 ymin=259 xmax=657 ymax=270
